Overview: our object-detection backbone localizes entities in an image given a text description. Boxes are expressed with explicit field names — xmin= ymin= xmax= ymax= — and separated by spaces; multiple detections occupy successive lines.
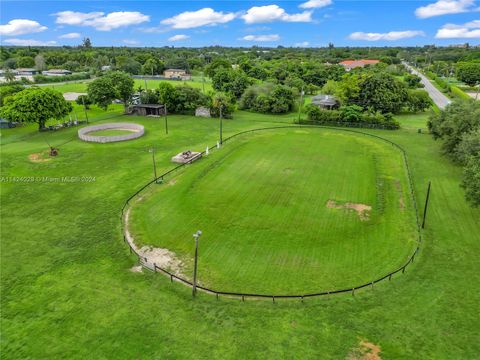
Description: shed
xmin=311 ymin=95 xmax=339 ymax=109
xmin=42 ymin=69 xmax=72 ymax=76
xmin=163 ymin=69 xmax=191 ymax=80
xmin=129 ymin=104 xmax=166 ymax=117
xmin=15 ymin=68 xmax=38 ymax=76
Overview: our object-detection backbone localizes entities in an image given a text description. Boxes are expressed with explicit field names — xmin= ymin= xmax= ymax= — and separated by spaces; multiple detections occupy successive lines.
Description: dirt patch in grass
xmin=28 ymin=151 xmax=52 ymax=163
xmin=348 ymin=340 xmax=382 ymax=360
xmin=130 ymin=265 xmax=143 ymax=273
xmin=124 ymin=207 xmax=184 ymax=276
xmin=326 ymin=200 xmax=372 ymax=221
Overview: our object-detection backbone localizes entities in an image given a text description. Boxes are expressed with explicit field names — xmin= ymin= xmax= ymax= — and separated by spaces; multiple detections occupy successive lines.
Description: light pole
xmin=150 ymin=147 xmax=157 ymax=181
xmin=192 ymin=230 xmax=202 ymax=297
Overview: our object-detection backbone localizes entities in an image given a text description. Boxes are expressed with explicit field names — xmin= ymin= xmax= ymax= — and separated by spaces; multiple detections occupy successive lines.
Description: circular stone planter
xmin=78 ymin=123 xmax=144 ymax=143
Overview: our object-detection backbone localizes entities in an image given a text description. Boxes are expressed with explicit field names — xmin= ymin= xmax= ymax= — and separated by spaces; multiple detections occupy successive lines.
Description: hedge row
xmin=33 ymin=73 xmax=91 ymax=84
xmin=450 ymin=86 xmax=472 ymax=101
xmin=305 ymin=104 xmax=400 ymax=129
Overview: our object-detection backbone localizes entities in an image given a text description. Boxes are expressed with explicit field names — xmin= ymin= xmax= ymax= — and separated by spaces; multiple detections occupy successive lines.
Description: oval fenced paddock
xmin=120 ymin=125 xmax=425 ymax=302
xmin=78 ymin=123 xmax=144 ymax=143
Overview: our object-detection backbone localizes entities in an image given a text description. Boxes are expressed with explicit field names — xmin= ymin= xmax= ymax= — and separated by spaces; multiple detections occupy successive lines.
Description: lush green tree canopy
xmin=87 ymin=77 xmax=117 ymax=110
xmin=357 ymin=73 xmax=408 ymax=114
xmin=456 ymin=62 xmax=480 ymax=87
xmin=461 ymin=153 xmax=480 ymax=207
xmin=0 ymin=87 xmax=72 ymax=130
xmin=212 ymin=69 xmax=252 ymax=98
xmin=428 ymin=100 xmax=480 ymax=157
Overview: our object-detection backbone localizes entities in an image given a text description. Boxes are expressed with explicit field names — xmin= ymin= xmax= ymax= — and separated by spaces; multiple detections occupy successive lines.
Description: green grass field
xmin=45 ymin=78 xmax=212 ymax=94
xmin=1 ymin=110 xmax=479 ymax=358
xmin=86 ymin=129 xmax=137 ymax=136
xmin=131 ymin=128 xmax=417 ymax=294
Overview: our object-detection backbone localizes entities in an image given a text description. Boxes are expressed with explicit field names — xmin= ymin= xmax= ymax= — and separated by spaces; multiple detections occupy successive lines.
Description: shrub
xmin=305 ymin=103 xmax=399 ymax=129
xmin=339 ymin=105 xmax=363 ymax=122
xmin=305 ymin=104 xmax=340 ymax=122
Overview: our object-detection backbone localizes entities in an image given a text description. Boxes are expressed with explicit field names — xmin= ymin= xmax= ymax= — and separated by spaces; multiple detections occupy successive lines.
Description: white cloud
xmin=300 ymin=0 xmax=333 ymax=9
xmin=0 ymin=19 xmax=47 ymax=36
xmin=2 ymin=38 xmax=57 ymax=46
xmin=465 ymin=19 xmax=480 ymax=27
xmin=294 ymin=41 xmax=310 ymax=47
xmin=161 ymin=8 xmax=236 ymax=29
xmin=54 ymin=11 xmax=149 ymax=31
xmin=138 ymin=26 xmax=170 ymax=33
xmin=349 ymin=30 xmax=425 ymax=41
xmin=241 ymin=34 xmax=280 ymax=41
xmin=415 ymin=0 xmax=477 ymax=18
xmin=435 ymin=19 xmax=480 ymax=38
xmin=122 ymin=39 xmax=139 ymax=45
xmin=168 ymin=34 xmax=190 ymax=41
xmin=55 ymin=11 xmax=103 ymax=25
xmin=242 ymin=5 xmax=312 ymax=24
xmin=59 ymin=32 xmax=81 ymax=39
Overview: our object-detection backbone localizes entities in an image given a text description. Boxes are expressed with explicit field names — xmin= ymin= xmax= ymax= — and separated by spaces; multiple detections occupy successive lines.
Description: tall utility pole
xmin=219 ymin=105 xmax=223 ymax=145
xmin=192 ymin=230 xmax=202 ymax=297
xmin=202 ymin=72 xmax=205 ymax=94
xmin=150 ymin=147 xmax=157 ymax=181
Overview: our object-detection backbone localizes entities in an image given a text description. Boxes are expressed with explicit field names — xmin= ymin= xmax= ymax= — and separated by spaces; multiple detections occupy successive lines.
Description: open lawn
xmin=1 ymin=110 xmax=479 ymax=358
xmin=85 ymin=129 xmax=138 ymax=136
xmin=43 ymin=78 xmax=212 ymax=94
xmin=131 ymin=128 xmax=417 ymax=294
xmin=133 ymin=78 xmax=213 ymax=92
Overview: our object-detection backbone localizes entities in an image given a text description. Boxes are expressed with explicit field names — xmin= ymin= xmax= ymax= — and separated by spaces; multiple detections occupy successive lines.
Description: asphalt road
xmin=403 ymin=62 xmax=451 ymax=110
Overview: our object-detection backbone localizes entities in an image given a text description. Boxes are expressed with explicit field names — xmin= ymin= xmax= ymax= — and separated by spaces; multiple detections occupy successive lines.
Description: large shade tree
xmin=357 ymin=73 xmax=408 ymax=114
xmin=108 ymin=71 xmax=135 ymax=111
xmin=87 ymin=77 xmax=117 ymax=110
xmin=0 ymin=88 xmax=72 ymax=130
xmin=87 ymin=71 xmax=134 ymax=111
xmin=456 ymin=62 xmax=480 ymax=87
xmin=461 ymin=153 xmax=480 ymax=207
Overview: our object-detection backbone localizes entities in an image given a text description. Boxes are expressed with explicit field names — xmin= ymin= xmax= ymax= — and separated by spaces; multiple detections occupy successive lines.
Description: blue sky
xmin=1 ymin=1 xmax=479 ymax=47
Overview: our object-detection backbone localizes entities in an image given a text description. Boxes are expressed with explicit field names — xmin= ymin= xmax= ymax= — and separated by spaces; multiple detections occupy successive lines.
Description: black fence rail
xmin=299 ymin=119 xmax=400 ymax=130
xmin=120 ymin=125 xmax=424 ymax=301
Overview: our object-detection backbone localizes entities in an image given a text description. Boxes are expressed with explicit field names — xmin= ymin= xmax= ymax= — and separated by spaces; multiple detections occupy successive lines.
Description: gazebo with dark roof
xmin=311 ymin=95 xmax=339 ymax=110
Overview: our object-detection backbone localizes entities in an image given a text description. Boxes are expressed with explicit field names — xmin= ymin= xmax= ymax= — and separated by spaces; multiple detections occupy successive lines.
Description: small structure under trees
xmin=311 ymin=94 xmax=339 ymax=109
xmin=129 ymin=104 xmax=166 ymax=117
